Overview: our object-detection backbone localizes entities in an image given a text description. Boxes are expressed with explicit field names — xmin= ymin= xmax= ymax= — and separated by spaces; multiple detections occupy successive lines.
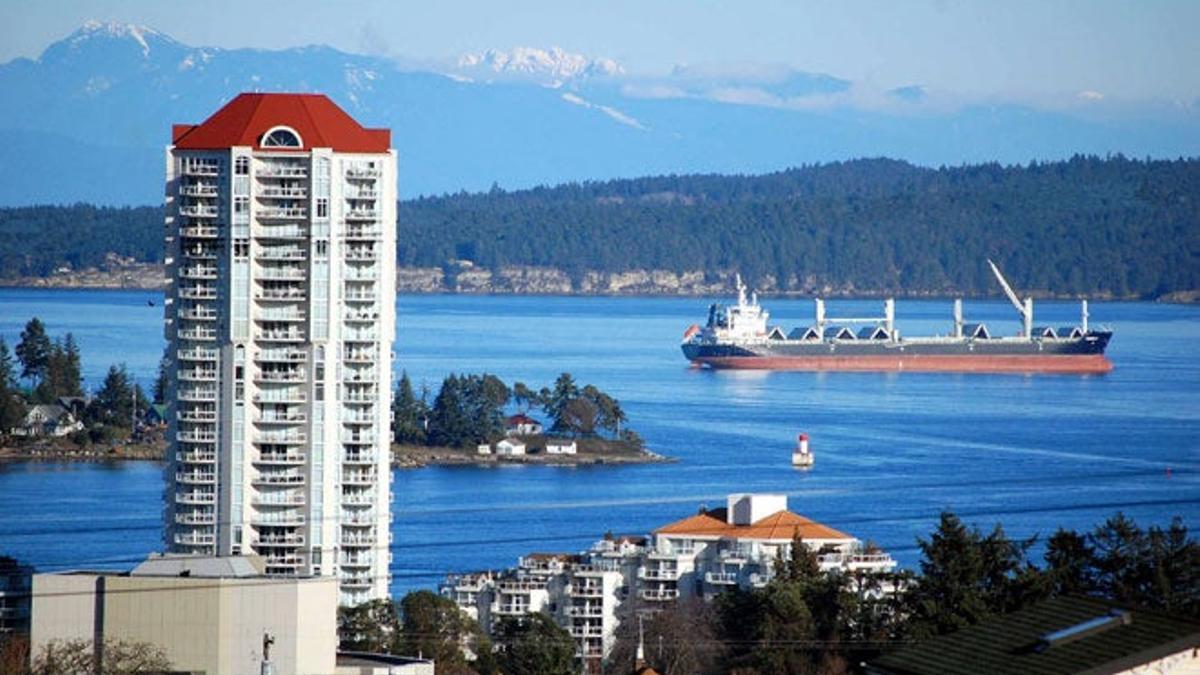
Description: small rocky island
xmin=390 ymin=371 xmax=668 ymax=468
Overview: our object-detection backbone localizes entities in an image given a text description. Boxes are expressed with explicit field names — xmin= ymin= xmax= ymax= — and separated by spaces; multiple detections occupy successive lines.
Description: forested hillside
xmin=2 ymin=156 xmax=1197 ymax=297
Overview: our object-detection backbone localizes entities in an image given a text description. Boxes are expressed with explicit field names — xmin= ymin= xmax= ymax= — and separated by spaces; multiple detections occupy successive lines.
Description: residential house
xmin=495 ymin=438 xmax=526 ymax=456
xmin=546 ymin=440 xmax=577 ymax=455
xmin=12 ymin=404 xmax=83 ymax=437
xmin=505 ymin=414 xmax=543 ymax=436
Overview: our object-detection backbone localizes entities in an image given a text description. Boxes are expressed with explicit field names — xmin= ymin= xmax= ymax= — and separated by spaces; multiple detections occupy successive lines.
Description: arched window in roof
xmin=261 ymin=126 xmax=302 ymax=148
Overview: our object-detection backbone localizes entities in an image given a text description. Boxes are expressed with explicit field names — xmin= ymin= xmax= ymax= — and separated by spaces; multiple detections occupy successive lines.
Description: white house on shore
xmin=495 ymin=438 xmax=526 ymax=456
xmin=546 ymin=440 xmax=577 ymax=455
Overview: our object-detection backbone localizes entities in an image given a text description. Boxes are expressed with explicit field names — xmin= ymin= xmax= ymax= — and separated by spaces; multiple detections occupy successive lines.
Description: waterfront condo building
xmin=163 ymin=93 xmax=396 ymax=605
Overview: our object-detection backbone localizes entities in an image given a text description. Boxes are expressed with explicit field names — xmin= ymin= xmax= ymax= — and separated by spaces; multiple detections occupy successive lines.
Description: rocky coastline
xmin=3 ymin=262 xmax=1181 ymax=300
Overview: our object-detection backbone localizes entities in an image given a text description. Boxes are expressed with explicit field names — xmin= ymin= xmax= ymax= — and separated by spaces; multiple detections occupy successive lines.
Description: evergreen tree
xmin=493 ymin=613 xmax=576 ymax=675
xmin=398 ymin=590 xmax=485 ymax=673
xmin=391 ymin=371 xmax=427 ymax=445
xmin=427 ymin=375 xmax=469 ymax=447
xmin=153 ymin=346 xmax=170 ymax=405
xmin=1043 ymin=527 xmax=1097 ymax=597
xmin=338 ymin=599 xmax=402 ymax=654
xmin=88 ymin=364 xmax=148 ymax=429
xmin=905 ymin=512 xmax=994 ymax=638
xmin=0 ymin=338 xmax=15 ymax=390
xmin=15 ymin=317 xmax=51 ymax=384
xmin=545 ymin=373 xmax=579 ymax=433
xmin=35 ymin=335 xmax=83 ymax=403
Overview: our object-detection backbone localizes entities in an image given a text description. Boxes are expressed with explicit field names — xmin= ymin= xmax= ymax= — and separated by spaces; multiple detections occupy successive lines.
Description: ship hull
xmin=682 ymin=333 xmax=1113 ymax=374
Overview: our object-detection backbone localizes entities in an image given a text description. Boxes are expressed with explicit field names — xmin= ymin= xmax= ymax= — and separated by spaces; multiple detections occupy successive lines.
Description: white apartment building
xmin=163 ymin=93 xmax=397 ymax=605
xmin=442 ymin=494 xmax=896 ymax=666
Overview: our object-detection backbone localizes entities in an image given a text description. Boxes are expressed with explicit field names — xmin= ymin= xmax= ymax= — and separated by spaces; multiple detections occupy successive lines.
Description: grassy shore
xmin=1 ymin=433 xmax=672 ymax=467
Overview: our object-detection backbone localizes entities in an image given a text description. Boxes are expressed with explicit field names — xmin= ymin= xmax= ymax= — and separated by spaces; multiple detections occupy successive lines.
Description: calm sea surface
xmin=1 ymin=288 xmax=1198 ymax=595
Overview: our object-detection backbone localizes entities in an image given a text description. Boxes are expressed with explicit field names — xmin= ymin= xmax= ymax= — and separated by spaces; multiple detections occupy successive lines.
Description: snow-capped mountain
xmin=0 ymin=21 xmax=1196 ymax=206
xmin=454 ymin=46 xmax=623 ymax=87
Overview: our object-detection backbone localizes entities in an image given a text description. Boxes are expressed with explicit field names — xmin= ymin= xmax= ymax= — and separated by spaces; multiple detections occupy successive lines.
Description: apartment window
xmin=233 ymin=241 xmax=249 ymax=259
xmin=234 ymin=196 xmax=249 ymax=215
xmin=235 ymin=157 xmax=249 ymax=175
xmin=315 ymin=240 xmax=328 ymax=259
xmin=316 ymin=198 xmax=329 ymax=219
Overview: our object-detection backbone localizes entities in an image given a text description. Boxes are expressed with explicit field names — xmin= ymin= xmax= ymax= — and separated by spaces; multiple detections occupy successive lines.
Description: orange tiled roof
xmin=655 ymin=507 xmax=850 ymax=540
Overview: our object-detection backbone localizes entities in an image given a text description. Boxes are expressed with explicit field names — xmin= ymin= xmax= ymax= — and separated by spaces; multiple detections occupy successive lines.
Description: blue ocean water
xmin=0 ymin=289 xmax=1197 ymax=596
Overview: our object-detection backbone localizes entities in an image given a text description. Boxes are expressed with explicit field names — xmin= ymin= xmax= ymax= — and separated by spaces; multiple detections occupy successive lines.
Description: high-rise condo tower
xmin=163 ymin=93 xmax=396 ymax=605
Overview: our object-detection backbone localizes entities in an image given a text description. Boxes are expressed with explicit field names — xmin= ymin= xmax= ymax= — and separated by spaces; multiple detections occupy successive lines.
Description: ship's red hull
xmin=691 ymin=354 xmax=1113 ymax=374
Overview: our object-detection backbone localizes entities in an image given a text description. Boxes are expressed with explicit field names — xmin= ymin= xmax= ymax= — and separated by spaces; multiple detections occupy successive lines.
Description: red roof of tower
xmin=172 ymin=93 xmax=390 ymax=153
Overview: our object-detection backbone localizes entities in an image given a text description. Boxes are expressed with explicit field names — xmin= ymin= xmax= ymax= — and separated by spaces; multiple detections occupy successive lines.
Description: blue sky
xmin=3 ymin=0 xmax=1198 ymax=103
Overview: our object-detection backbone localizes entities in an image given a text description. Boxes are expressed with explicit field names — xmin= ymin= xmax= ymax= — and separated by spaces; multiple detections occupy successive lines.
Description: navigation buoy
xmin=792 ymin=433 xmax=814 ymax=467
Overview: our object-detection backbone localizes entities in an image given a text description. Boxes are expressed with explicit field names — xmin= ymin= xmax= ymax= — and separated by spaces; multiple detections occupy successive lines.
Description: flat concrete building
xmin=163 ymin=93 xmax=397 ymax=604
xmin=30 ymin=555 xmax=338 ymax=675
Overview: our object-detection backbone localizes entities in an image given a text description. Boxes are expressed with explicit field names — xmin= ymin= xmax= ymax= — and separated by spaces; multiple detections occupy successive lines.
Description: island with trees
xmin=391 ymin=371 xmax=668 ymax=467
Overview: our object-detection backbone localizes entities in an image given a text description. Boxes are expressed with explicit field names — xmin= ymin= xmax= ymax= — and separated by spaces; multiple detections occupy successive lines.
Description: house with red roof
xmin=505 ymin=413 xmax=543 ymax=435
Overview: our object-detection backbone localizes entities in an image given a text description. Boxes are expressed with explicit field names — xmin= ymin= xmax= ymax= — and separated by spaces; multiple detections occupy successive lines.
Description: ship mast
xmin=987 ymin=259 xmax=1033 ymax=338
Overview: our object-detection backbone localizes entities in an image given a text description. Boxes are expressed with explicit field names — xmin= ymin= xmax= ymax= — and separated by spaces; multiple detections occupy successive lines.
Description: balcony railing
xmin=258 ymin=186 xmax=308 ymax=198
xmin=176 ymin=451 xmax=216 ymax=463
xmin=639 ymin=588 xmax=680 ymax=601
xmin=176 ymin=492 xmax=216 ymax=505
xmin=252 ymin=472 xmax=306 ymax=485
xmin=255 ymin=452 xmax=306 ymax=465
xmin=258 ymin=207 xmax=308 ymax=220
xmin=179 ymin=205 xmax=219 ymax=218
xmin=174 ymin=532 xmax=216 ymax=546
xmin=175 ymin=471 xmax=217 ymax=484
xmin=180 ymin=225 xmax=220 ymax=238
xmin=257 ymin=165 xmax=308 ymax=178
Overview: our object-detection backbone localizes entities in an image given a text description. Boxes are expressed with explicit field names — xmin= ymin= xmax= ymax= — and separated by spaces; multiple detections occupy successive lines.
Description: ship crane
xmin=987 ymin=259 xmax=1033 ymax=338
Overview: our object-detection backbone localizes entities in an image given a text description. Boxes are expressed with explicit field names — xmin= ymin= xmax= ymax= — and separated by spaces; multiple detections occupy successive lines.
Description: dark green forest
xmin=2 ymin=156 xmax=1197 ymax=297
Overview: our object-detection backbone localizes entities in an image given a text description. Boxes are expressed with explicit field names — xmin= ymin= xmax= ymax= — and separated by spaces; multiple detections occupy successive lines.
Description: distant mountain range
xmin=1 ymin=20 xmax=1198 ymax=206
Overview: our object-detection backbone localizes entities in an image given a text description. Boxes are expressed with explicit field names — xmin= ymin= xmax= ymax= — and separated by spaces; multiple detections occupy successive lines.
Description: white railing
xmin=255 ymin=453 xmax=306 ymax=464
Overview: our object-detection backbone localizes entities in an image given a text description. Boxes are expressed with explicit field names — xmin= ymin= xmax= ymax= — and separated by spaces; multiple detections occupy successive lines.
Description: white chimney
xmin=726 ymin=493 xmax=788 ymax=525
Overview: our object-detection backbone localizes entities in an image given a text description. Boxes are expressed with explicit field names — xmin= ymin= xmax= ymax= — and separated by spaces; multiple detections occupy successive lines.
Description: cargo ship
xmin=681 ymin=261 xmax=1112 ymax=373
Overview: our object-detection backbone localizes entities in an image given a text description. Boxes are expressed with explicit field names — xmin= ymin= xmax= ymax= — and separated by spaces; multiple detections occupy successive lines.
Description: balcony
xmin=182 ymin=246 xmax=217 ymax=260
xmin=346 ymin=166 xmax=380 ymax=178
xmin=567 ymin=584 xmax=604 ymax=598
xmin=256 ymin=288 xmax=306 ymax=303
xmin=341 ymin=493 xmax=375 ymax=506
xmin=180 ymin=225 xmax=220 ymax=238
xmin=256 ymin=247 xmax=307 ymax=262
xmin=343 ymin=330 xmax=378 ymax=342
xmin=177 ymin=347 xmax=218 ymax=362
xmin=255 ymin=348 xmax=306 ymax=363
xmin=344 ymin=292 xmax=377 ymax=304
xmin=179 ymin=265 xmax=218 ymax=280
xmin=179 ymin=205 xmax=219 ymax=218
xmin=177 ymin=287 xmax=217 ymax=301
xmin=344 ymin=226 xmax=380 ymax=240
xmin=343 ymin=452 xmax=377 ymax=464
xmin=180 ymin=184 xmax=218 ymax=197
xmin=340 ymin=555 xmax=374 ymax=568
xmin=344 ymin=310 xmax=379 ymax=323
xmin=257 ymin=165 xmax=308 ymax=178
xmin=257 ymin=225 xmax=307 ymax=239
xmin=255 ymin=452 xmax=306 ymax=465
xmin=178 ymin=307 xmax=217 ymax=321
xmin=565 ymin=605 xmax=604 ymax=618
xmin=492 ymin=604 xmax=532 ymax=616
xmin=259 ymin=186 xmax=308 ymax=198
xmin=265 ymin=554 xmax=304 ymax=567
xmin=341 ymin=534 xmax=376 ymax=547
xmin=256 ymin=330 xmax=305 ymax=343
xmin=705 ymin=571 xmax=739 ymax=585
xmin=252 ymin=493 xmax=306 ymax=507
xmin=341 ymin=575 xmax=374 ymax=589
xmin=182 ymin=163 xmax=220 ymax=176
xmin=256 ymin=412 xmax=307 ymax=424
xmin=569 ymin=625 xmax=606 ymax=639
xmin=342 ymin=434 xmax=377 ymax=446
xmin=250 ymin=512 xmax=306 ymax=526
xmin=178 ymin=327 xmax=218 ymax=341
xmin=341 ymin=511 xmax=378 ymax=525
xmin=258 ymin=207 xmax=308 ymax=220
xmin=254 ymin=534 xmax=306 ymax=547
xmin=255 ymin=370 xmax=305 ymax=383
xmin=174 ymin=512 xmax=215 ymax=525
xmin=177 ymin=369 xmax=217 ymax=382
xmin=178 ymin=388 xmax=218 ymax=402
xmin=342 ymin=472 xmax=375 ymax=485
xmin=256 ymin=309 xmax=306 ymax=323
xmin=177 ymin=429 xmax=217 ymax=442
xmin=173 ymin=532 xmax=216 ymax=546
xmin=253 ymin=390 xmax=306 ymax=403
xmin=257 ymin=267 xmax=306 ymax=281
xmin=637 ymin=567 xmax=680 ymax=581
xmin=175 ymin=471 xmax=216 ymax=484
xmin=255 ymin=432 xmax=307 ymax=445
xmin=176 ymin=451 xmax=216 ymax=463
xmin=345 ymin=210 xmax=379 ymax=222
xmin=176 ymin=492 xmax=216 ymax=505
xmin=639 ymin=588 xmax=680 ymax=601
xmin=251 ymin=472 xmax=305 ymax=486
xmin=343 ymin=353 xmax=376 ymax=364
